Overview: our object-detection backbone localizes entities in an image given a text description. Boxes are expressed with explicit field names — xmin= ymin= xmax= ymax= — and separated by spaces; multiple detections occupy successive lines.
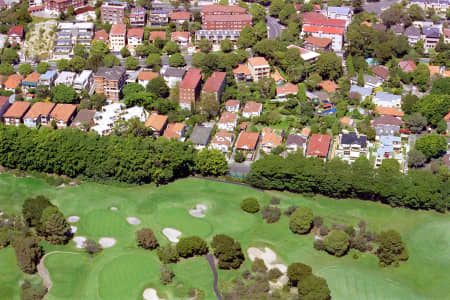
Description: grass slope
xmin=0 ymin=174 xmax=449 ymax=300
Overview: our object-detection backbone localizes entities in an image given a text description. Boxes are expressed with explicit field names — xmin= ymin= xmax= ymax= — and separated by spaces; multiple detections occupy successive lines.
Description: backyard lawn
xmin=0 ymin=174 xmax=449 ymax=300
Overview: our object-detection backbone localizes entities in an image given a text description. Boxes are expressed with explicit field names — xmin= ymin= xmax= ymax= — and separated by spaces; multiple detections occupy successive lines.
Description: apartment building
xmin=127 ymin=27 xmax=144 ymax=54
xmin=148 ymin=8 xmax=170 ymax=27
xmin=73 ymin=70 xmax=93 ymax=93
xmin=109 ymin=24 xmax=126 ymax=52
xmin=101 ymin=1 xmax=127 ymax=24
xmin=94 ymin=66 xmax=126 ymax=103
xmin=7 ymin=26 xmax=24 ymax=45
xmin=53 ymin=22 xmax=94 ymax=59
xmin=202 ymin=14 xmax=252 ymax=30
xmin=179 ymin=68 xmax=202 ymax=110
xmin=201 ymin=5 xmax=246 ymax=18
xmin=45 ymin=0 xmax=85 ymax=12
xmin=195 ymin=30 xmax=240 ymax=43
xmin=130 ymin=6 xmax=146 ymax=27
xmin=202 ymin=71 xmax=226 ymax=102
xmin=247 ymin=57 xmax=270 ymax=82
xmin=301 ymin=25 xmax=344 ymax=51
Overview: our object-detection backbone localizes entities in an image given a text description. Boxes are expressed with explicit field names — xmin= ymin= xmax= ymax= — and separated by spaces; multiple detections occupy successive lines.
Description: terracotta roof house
xmin=375 ymin=106 xmax=404 ymax=117
xmin=318 ymin=80 xmax=339 ymax=93
xmin=179 ymin=68 xmax=202 ymax=110
xmin=163 ymin=122 xmax=186 ymax=140
xmin=286 ymin=134 xmax=307 ymax=154
xmin=171 ymin=31 xmax=190 ymax=48
xmin=149 ymin=31 xmax=166 ymax=41
xmin=261 ymin=128 xmax=283 ymax=154
xmin=306 ymin=133 xmax=331 ymax=159
xmin=301 ymin=25 xmax=345 ymax=51
xmin=373 ymin=115 xmax=403 ymax=138
xmin=271 ymin=69 xmax=285 ymax=84
xmin=138 ymin=71 xmax=158 ymax=87
xmin=371 ymin=65 xmax=390 ymax=81
xmin=71 ymin=109 xmax=96 ymax=131
xmin=4 ymin=101 xmax=31 ymax=126
xmin=0 ymin=96 xmax=11 ymax=122
xmin=109 ymin=24 xmax=127 ymax=52
xmin=7 ymin=25 xmax=24 ymax=44
xmin=304 ymin=36 xmax=332 ymax=52
xmin=301 ymin=127 xmax=311 ymax=137
xmin=189 ymin=125 xmax=213 ymax=150
xmin=209 ymin=129 xmax=233 ymax=153
xmin=225 ymin=99 xmax=240 ymax=112
xmin=23 ymin=102 xmax=55 ymax=128
xmin=276 ymin=83 xmax=298 ymax=98
xmin=145 ymin=113 xmax=168 ymax=136
xmin=170 ymin=11 xmax=190 ymax=24
xmin=233 ymin=64 xmax=252 ymax=82
xmin=242 ymin=101 xmax=262 ymax=118
xmin=127 ymin=27 xmax=144 ymax=53
xmin=4 ymin=74 xmax=23 ymax=91
xmin=340 ymin=117 xmax=354 ymax=127
xmin=217 ymin=111 xmax=237 ymax=131
xmin=247 ymin=57 xmax=270 ymax=82
xmin=22 ymin=72 xmax=41 ymax=90
xmin=202 ymin=71 xmax=226 ymax=102
xmin=94 ymin=29 xmax=109 ymax=42
xmin=236 ymin=131 xmax=259 ymax=159
xmin=50 ymin=104 xmax=77 ymax=128
xmin=398 ymin=60 xmax=416 ymax=72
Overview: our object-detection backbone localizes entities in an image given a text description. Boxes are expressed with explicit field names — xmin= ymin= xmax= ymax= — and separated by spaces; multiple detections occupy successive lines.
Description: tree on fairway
xmin=136 ymin=228 xmax=159 ymax=250
xmin=289 ymin=206 xmax=313 ymax=234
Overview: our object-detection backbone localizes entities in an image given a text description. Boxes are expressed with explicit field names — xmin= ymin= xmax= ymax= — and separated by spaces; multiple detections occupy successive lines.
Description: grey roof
xmin=164 ymin=67 xmax=186 ymax=78
xmin=327 ymin=6 xmax=351 ymax=15
xmin=71 ymin=109 xmax=96 ymax=127
xmin=364 ymin=74 xmax=383 ymax=86
xmin=286 ymin=134 xmax=306 ymax=147
xmin=423 ymin=27 xmax=440 ymax=38
xmin=373 ymin=115 xmax=403 ymax=126
xmin=391 ymin=24 xmax=404 ymax=34
xmin=350 ymin=85 xmax=372 ymax=98
xmin=374 ymin=91 xmax=401 ymax=102
xmin=95 ymin=66 xmax=126 ymax=81
xmin=373 ymin=24 xmax=386 ymax=31
xmin=189 ymin=125 xmax=213 ymax=145
xmin=405 ymin=26 xmax=421 ymax=37
xmin=341 ymin=132 xmax=367 ymax=147
xmin=312 ymin=91 xmax=329 ymax=102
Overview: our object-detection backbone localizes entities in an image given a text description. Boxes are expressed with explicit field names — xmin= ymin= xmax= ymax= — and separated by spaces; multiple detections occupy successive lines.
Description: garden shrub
xmin=157 ymin=245 xmax=179 ymax=264
xmin=240 ymin=197 xmax=260 ymax=214
xmin=136 ymin=228 xmax=159 ymax=250
xmin=324 ymin=230 xmax=350 ymax=257
xmin=176 ymin=236 xmax=208 ymax=258
xmin=289 ymin=206 xmax=313 ymax=234
xmin=261 ymin=206 xmax=281 ymax=223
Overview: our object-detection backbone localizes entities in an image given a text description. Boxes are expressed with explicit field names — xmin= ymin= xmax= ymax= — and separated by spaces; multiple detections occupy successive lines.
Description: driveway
xmin=266 ymin=16 xmax=283 ymax=39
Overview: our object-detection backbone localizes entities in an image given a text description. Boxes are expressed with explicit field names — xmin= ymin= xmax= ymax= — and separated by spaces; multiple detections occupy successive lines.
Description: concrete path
xmin=206 ymin=254 xmax=224 ymax=300
xmin=37 ymin=251 xmax=80 ymax=291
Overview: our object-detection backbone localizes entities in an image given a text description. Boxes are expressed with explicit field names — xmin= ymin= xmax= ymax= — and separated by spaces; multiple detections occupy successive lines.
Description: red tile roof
xmin=248 ymin=57 xmax=269 ymax=67
xmin=138 ymin=71 xmax=158 ymax=81
xmin=303 ymin=25 xmax=345 ymax=35
xmin=307 ymin=134 xmax=331 ymax=157
xmin=398 ymin=61 xmax=416 ymax=72
xmin=4 ymin=101 xmax=30 ymax=118
xmin=218 ymin=111 xmax=237 ymax=124
xmin=317 ymin=80 xmax=339 ymax=93
xmin=110 ymin=24 xmax=126 ymax=35
xmin=180 ymin=68 xmax=202 ymax=89
xmin=171 ymin=31 xmax=189 ymax=41
xmin=74 ymin=5 xmax=95 ymax=14
xmin=94 ymin=30 xmax=109 ymax=42
xmin=8 ymin=25 xmax=23 ymax=36
xmin=202 ymin=5 xmax=246 ymax=14
xmin=211 ymin=130 xmax=233 ymax=146
xmin=24 ymin=102 xmax=55 ymax=119
xmin=233 ymin=64 xmax=251 ymax=75
xmin=225 ymin=99 xmax=240 ymax=108
xmin=127 ymin=28 xmax=144 ymax=38
xmin=203 ymin=14 xmax=252 ymax=22
xmin=276 ymin=83 xmax=298 ymax=96
xmin=304 ymin=36 xmax=332 ymax=48
xmin=50 ymin=104 xmax=77 ymax=122
xmin=163 ymin=122 xmax=185 ymax=139
xmin=145 ymin=114 xmax=168 ymax=131
xmin=4 ymin=74 xmax=23 ymax=89
xmin=375 ymin=106 xmax=405 ymax=117
xmin=28 ymin=5 xmax=44 ymax=12
xmin=202 ymin=72 xmax=226 ymax=93
xmin=243 ymin=101 xmax=262 ymax=113
xmin=0 ymin=96 xmax=8 ymax=107
xmin=444 ymin=111 xmax=450 ymax=122
xmin=371 ymin=65 xmax=390 ymax=80
xmin=301 ymin=12 xmax=326 ymax=20
xmin=444 ymin=28 xmax=450 ymax=38
xmin=149 ymin=31 xmax=166 ymax=40
xmin=303 ymin=17 xmax=346 ymax=28
xmin=236 ymin=131 xmax=259 ymax=150
xmin=170 ymin=11 xmax=190 ymax=20
xmin=262 ymin=132 xmax=282 ymax=147
xmin=23 ymin=72 xmax=40 ymax=83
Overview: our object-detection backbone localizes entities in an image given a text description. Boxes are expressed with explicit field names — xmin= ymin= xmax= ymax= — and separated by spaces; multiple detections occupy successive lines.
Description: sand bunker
xmin=99 ymin=237 xmax=116 ymax=248
xmin=70 ymin=226 xmax=77 ymax=233
xmin=247 ymin=247 xmax=288 ymax=288
xmin=73 ymin=236 xmax=86 ymax=248
xmin=110 ymin=206 xmax=118 ymax=211
xmin=189 ymin=204 xmax=207 ymax=218
xmin=126 ymin=217 xmax=141 ymax=225
xmin=143 ymin=288 xmax=165 ymax=300
xmin=162 ymin=228 xmax=182 ymax=243
xmin=0 ymin=211 xmax=3 ymax=216
xmin=67 ymin=216 xmax=80 ymax=223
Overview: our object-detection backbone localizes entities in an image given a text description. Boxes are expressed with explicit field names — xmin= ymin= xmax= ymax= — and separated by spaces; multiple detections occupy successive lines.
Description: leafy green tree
xmin=146 ymin=77 xmax=169 ymax=98
xmin=220 ymin=38 xmax=233 ymax=53
xmin=136 ymin=228 xmax=159 ymax=250
xmin=408 ymin=4 xmax=426 ymax=21
xmin=376 ymin=230 xmax=408 ymax=266
xmin=381 ymin=4 xmax=403 ymax=27
xmin=56 ymin=59 xmax=70 ymax=71
xmin=413 ymin=95 xmax=450 ymax=125
xmin=122 ymin=82 xmax=145 ymax=96
xmin=254 ymin=21 xmax=268 ymax=41
xmin=120 ymin=46 xmax=131 ymax=58
xmin=84 ymin=239 xmax=102 ymax=256
xmin=73 ymin=43 xmax=88 ymax=58
xmin=357 ymin=68 xmax=365 ymax=87
xmin=352 ymin=0 xmax=363 ymax=12
xmin=430 ymin=77 xmax=450 ymax=95
xmin=269 ymin=0 xmax=284 ymax=17
xmin=240 ymin=197 xmax=260 ymax=213
xmin=176 ymin=236 xmax=208 ymax=258
xmin=289 ymin=206 xmax=313 ymax=234
xmin=298 ymin=275 xmax=331 ymax=300
xmin=40 ymin=206 xmax=70 ymax=245
xmin=405 ymin=112 xmax=427 ymax=133
xmin=157 ymin=245 xmax=179 ymax=264
xmin=279 ymin=4 xmax=296 ymax=25
xmin=36 ymin=62 xmax=50 ymax=74
xmin=234 ymin=150 xmax=245 ymax=163
xmin=89 ymin=93 xmax=107 ymax=110
xmin=13 ymin=236 xmax=43 ymax=274
xmin=0 ymin=63 xmax=15 ymax=75
xmin=22 ymin=196 xmax=54 ymax=228
xmin=125 ymin=56 xmax=139 ymax=70
xmin=89 ymin=40 xmax=110 ymax=70
xmin=408 ymin=149 xmax=426 ymax=168
xmin=250 ymin=3 xmax=265 ymax=23
xmin=237 ymin=26 xmax=256 ymax=49
xmin=196 ymin=91 xmax=220 ymax=119
xmin=69 ymin=55 xmax=87 ymax=73
xmin=160 ymin=264 xmax=175 ymax=285
xmin=297 ymin=83 xmax=307 ymax=101
xmin=316 ymin=53 xmax=343 ymax=81
xmin=163 ymin=41 xmax=180 ymax=55
xmin=346 ymin=54 xmax=355 ymax=77
xmin=18 ymin=64 xmax=34 ymax=77
xmin=103 ymin=54 xmax=120 ymax=67
xmin=211 ymin=234 xmax=245 ymax=269
xmin=196 ymin=38 xmax=211 ymax=53
xmin=168 ymin=53 xmax=186 ymax=67
xmin=412 ymin=64 xmax=430 ymax=91
xmin=401 ymin=94 xmax=419 ymax=115
xmin=415 ymin=134 xmax=447 ymax=160
xmin=20 ymin=281 xmax=47 ymax=300
xmin=145 ymin=53 xmax=162 ymax=69
xmin=195 ymin=149 xmax=228 ymax=176
xmin=324 ymin=230 xmax=350 ymax=257
xmin=1 ymin=48 xmax=19 ymax=64
xmin=51 ymin=85 xmax=78 ymax=103
xmin=287 ymin=262 xmax=312 ymax=286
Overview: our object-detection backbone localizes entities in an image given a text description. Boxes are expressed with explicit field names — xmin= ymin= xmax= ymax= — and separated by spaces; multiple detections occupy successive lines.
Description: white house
xmin=373 ymin=92 xmax=401 ymax=108
xmin=242 ymin=101 xmax=262 ymax=118
xmin=217 ymin=111 xmax=237 ymax=132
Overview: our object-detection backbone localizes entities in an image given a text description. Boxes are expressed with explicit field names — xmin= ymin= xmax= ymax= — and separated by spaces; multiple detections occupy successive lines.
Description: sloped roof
xmin=307 ymin=134 xmax=331 ymax=157
xmin=24 ymin=102 xmax=55 ymax=119
xmin=318 ymin=80 xmax=339 ymax=93
xmin=304 ymin=36 xmax=332 ymax=48
xmin=50 ymin=104 xmax=77 ymax=122
xmin=138 ymin=71 xmax=158 ymax=81
xmin=233 ymin=64 xmax=251 ymax=75
xmin=94 ymin=30 xmax=109 ymax=41
xmin=145 ymin=114 xmax=168 ymax=131
xmin=375 ymin=106 xmax=404 ymax=117
xmin=170 ymin=11 xmax=190 ymax=20
xmin=202 ymin=72 xmax=226 ymax=93
xmin=236 ymin=131 xmax=259 ymax=150
xmin=4 ymin=101 xmax=30 ymax=118
xmin=373 ymin=115 xmax=403 ymax=126
xmin=149 ymin=31 xmax=166 ymax=40
xmin=276 ymin=83 xmax=298 ymax=96
xmin=180 ymin=68 xmax=201 ymax=89
xmin=248 ymin=57 xmax=269 ymax=67
xmin=243 ymin=101 xmax=262 ymax=113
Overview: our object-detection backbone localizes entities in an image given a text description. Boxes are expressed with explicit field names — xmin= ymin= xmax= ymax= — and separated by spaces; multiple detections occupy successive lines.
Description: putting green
xmin=0 ymin=174 xmax=449 ymax=300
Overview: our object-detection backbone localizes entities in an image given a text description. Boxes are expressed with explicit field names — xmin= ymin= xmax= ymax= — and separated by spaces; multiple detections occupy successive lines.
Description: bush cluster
xmin=261 ymin=206 xmax=281 ymax=223
xmin=240 ymin=198 xmax=260 ymax=214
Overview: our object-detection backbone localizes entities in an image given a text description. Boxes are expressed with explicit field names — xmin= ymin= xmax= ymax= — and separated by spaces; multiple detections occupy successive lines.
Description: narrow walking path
xmin=37 ymin=251 xmax=80 ymax=291
xmin=206 ymin=254 xmax=224 ymax=300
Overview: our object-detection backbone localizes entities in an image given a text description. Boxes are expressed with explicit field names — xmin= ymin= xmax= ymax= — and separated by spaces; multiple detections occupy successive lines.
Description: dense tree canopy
xmin=195 ymin=149 xmax=228 ymax=177
xmin=211 ymin=234 xmax=245 ymax=269
xmin=415 ymin=134 xmax=447 ymax=160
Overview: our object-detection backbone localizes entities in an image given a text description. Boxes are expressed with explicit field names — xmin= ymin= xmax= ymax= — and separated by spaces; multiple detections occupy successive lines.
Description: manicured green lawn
xmin=0 ymin=174 xmax=449 ymax=300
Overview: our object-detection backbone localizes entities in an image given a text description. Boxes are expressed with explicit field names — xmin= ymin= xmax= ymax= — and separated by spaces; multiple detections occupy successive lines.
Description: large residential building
xmin=127 ymin=27 xmax=144 ymax=54
xmin=109 ymin=24 xmax=126 ymax=52
xmin=53 ymin=22 xmax=94 ymax=59
xmin=247 ymin=57 xmax=270 ymax=82
xmin=422 ymin=27 xmax=440 ymax=51
xmin=179 ymin=68 xmax=202 ymax=110
xmin=44 ymin=0 xmax=86 ymax=13
xmin=306 ymin=134 xmax=331 ymax=160
xmin=129 ymin=6 xmax=146 ymax=27
xmin=335 ymin=132 xmax=368 ymax=163
xmin=149 ymin=8 xmax=170 ymax=27
xmin=55 ymin=71 xmax=76 ymax=86
xmin=170 ymin=11 xmax=191 ymax=24
xmin=23 ymin=102 xmax=55 ymax=128
xmin=101 ymin=1 xmax=127 ymax=24
xmin=202 ymin=14 xmax=252 ymax=30
xmin=375 ymin=136 xmax=402 ymax=167
xmin=233 ymin=64 xmax=252 ymax=82
xmin=73 ymin=70 xmax=93 ymax=93
xmin=326 ymin=6 xmax=352 ymax=23
xmin=38 ymin=70 xmax=57 ymax=87
xmin=162 ymin=67 xmax=186 ymax=88
xmin=3 ymin=101 xmax=30 ymax=126
xmin=201 ymin=5 xmax=246 ymax=18
xmin=303 ymin=36 xmax=332 ymax=52
xmin=94 ymin=66 xmax=126 ymax=103
xmin=195 ymin=30 xmax=240 ymax=43
xmin=301 ymin=25 xmax=344 ymax=51
xmin=373 ymin=92 xmax=401 ymax=108
xmin=404 ymin=26 xmax=421 ymax=47
xmin=202 ymin=71 xmax=226 ymax=102
xmin=171 ymin=31 xmax=190 ymax=48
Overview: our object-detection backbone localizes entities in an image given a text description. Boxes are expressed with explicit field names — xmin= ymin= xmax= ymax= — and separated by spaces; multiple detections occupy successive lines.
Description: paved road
xmin=206 ymin=253 xmax=224 ymax=300
xmin=363 ymin=0 xmax=401 ymax=14
xmin=266 ymin=16 xmax=283 ymax=39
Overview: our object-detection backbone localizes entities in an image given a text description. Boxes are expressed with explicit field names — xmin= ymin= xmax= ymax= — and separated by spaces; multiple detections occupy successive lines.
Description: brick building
xmin=202 ymin=71 xmax=226 ymax=102
xmin=202 ymin=14 xmax=252 ymax=30
xmin=101 ymin=1 xmax=127 ymax=24
xmin=179 ymin=68 xmax=202 ymax=111
xmin=94 ymin=66 xmax=126 ymax=103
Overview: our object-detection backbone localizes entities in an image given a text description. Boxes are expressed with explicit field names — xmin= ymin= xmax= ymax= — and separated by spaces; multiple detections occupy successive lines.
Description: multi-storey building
xmin=195 ymin=30 xmax=240 ymax=43
xmin=101 ymin=1 xmax=127 ymax=24
xmin=301 ymin=25 xmax=344 ymax=51
xmin=109 ymin=24 xmax=126 ymax=52
xmin=73 ymin=70 xmax=93 ymax=93
xmin=127 ymin=28 xmax=144 ymax=54
xmin=247 ymin=57 xmax=270 ymax=82
xmin=45 ymin=0 xmax=86 ymax=12
xmin=129 ymin=6 xmax=146 ymax=27
xmin=53 ymin=22 xmax=94 ymax=59
xmin=148 ymin=8 xmax=170 ymax=27
xmin=94 ymin=66 xmax=126 ymax=103
xmin=201 ymin=71 xmax=226 ymax=102
xmin=335 ymin=132 xmax=368 ymax=163
xmin=179 ymin=68 xmax=202 ymax=110
xmin=202 ymin=14 xmax=252 ymax=30
xmin=201 ymin=5 xmax=246 ymax=18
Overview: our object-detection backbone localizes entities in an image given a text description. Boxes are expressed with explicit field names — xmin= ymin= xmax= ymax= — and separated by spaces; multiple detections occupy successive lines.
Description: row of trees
xmin=245 ymin=154 xmax=448 ymax=212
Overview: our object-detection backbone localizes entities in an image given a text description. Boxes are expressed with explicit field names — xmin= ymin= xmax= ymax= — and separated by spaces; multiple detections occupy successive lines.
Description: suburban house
xmin=101 ymin=1 xmax=127 ymax=24
xmin=373 ymin=115 xmax=403 ymax=138
xmin=109 ymin=24 xmax=126 ymax=52
xmin=217 ymin=111 xmax=237 ymax=131
xmin=242 ymin=101 xmax=262 ymax=118
xmin=145 ymin=113 xmax=168 ymax=137
xmin=318 ymin=80 xmax=339 ymax=94
xmin=236 ymin=131 xmax=259 ymax=160
xmin=91 ymin=103 xmax=125 ymax=136
xmin=350 ymin=74 xmax=383 ymax=88
xmin=38 ymin=70 xmax=57 ymax=87
xmin=189 ymin=125 xmax=213 ymax=150
xmin=404 ymin=26 xmax=421 ymax=46
xmin=340 ymin=117 xmax=355 ymax=128
xmin=422 ymin=27 xmax=440 ymax=51
xmin=306 ymin=134 xmax=331 ymax=160
xmin=4 ymin=74 xmax=23 ymax=92
xmin=73 ymin=70 xmax=93 ymax=93
xmin=23 ymin=102 xmax=55 ymax=128
xmin=171 ymin=31 xmax=190 ymax=48
xmin=0 ymin=96 xmax=11 ymax=122
xmin=129 ymin=6 xmax=147 ymax=27
xmin=94 ymin=66 xmax=126 ymax=103
xmin=170 ymin=11 xmax=191 ymax=24
xmin=179 ymin=68 xmax=202 ymax=110
xmin=70 ymin=109 xmax=96 ymax=131
xmin=209 ymin=130 xmax=233 ymax=153
xmin=225 ymin=99 xmax=240 ymax=112
xmin=149 ymin=8 xmax=170 ymax=27
xmin=247 ymin=57 xmax=270 ymax=82
xmin=276 ymin=83 xmax=298 ymax=99
xmin=286 ymin=134 xmax=307 ymax=154
xmin=163 ymin=122 xmax=186 ymax=140
xmin=373 ymin=91 xmax=401 ymax=108
xmin=349 ymin=85 xmax=373 ymax=101
xmin=7 ymin=25 xmax=24 ymax=44
xmin=138 ymin=71 xmax=158 ymax=88
xmin=261 ymin=128 xmax=283 ymax=154
xmin=202 ymin=72 xmax=226 ymax=102
xmin=3 ymin=101 xmax=30 ymax=126
xmin=371 ymin=65 xmax=390 ymax=81
xmin=287 ymin=45 xmax=321 ymax=63
xmin=398 ymin=60 xmax=416 ymax=72
xmin=233 ymin=64 xmax=252 ymax=83
xmin=301 ymin=25 xmax=344 ymax=51
xmin=149 ymin=31 xmax=166 ymax=41
xmin=55 ymin=71 xmax=76 ymax=86
xmin=94 ymin=29 xmax=109 ymax=43
xmin=75 ymin=6 xmax=97 ymax=22
xmin=303 ymin=36 xmax=332 ymax=52
xmin=49 ymin=103 xmax=77 ymax=128
xmin=127 ymin=28 xmax=144 ymax=54
xmin=335 ymin=132 xmax=368 ymax=163
xmin=375 ymin=106 xmax=404 ymax=117
xmin=21 ymin=72 xmax=40 ymax=91
xmin=375 ymin=135 xmax=402 ymax=167
xmin=162 ymin=67 xmax=186 ymax=88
